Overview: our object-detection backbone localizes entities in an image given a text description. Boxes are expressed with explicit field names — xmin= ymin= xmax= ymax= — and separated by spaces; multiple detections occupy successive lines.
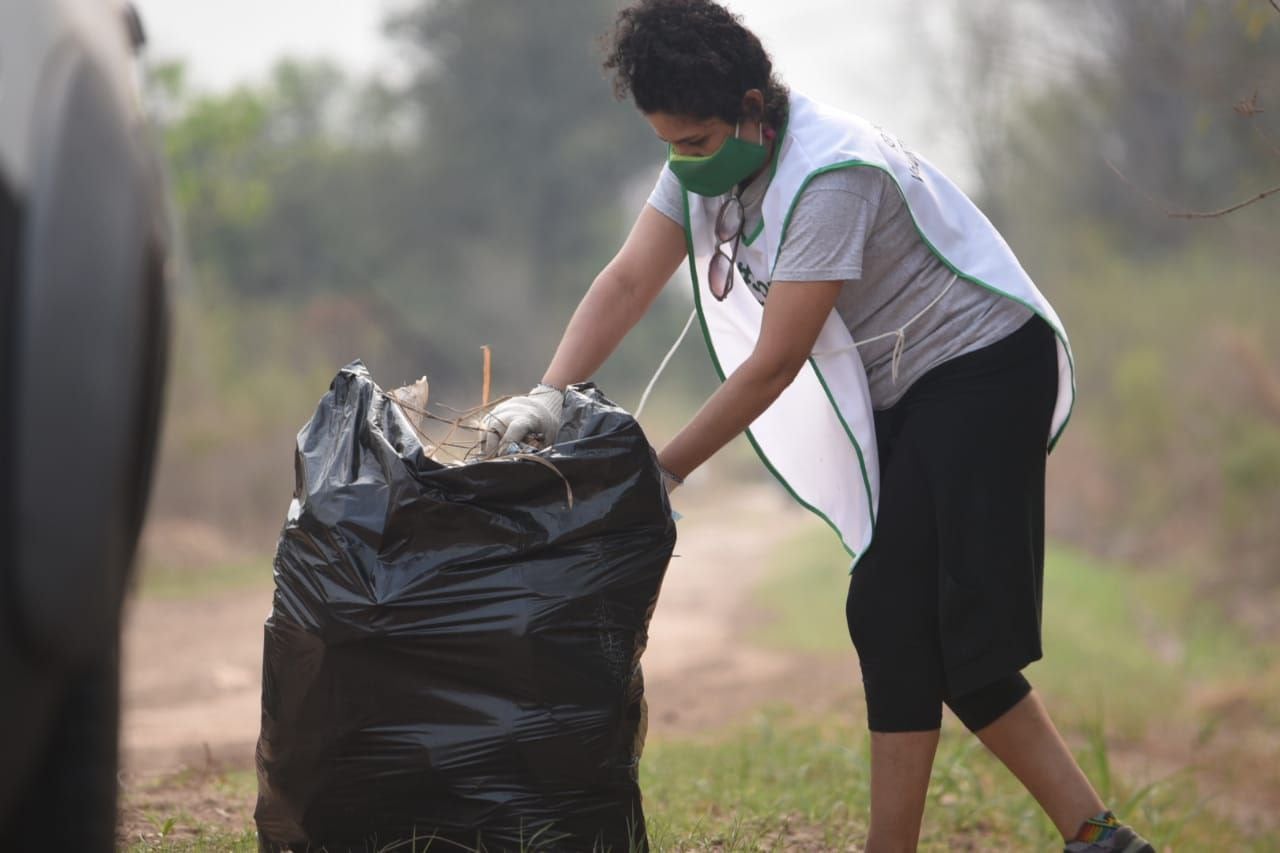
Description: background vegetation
xmin=145 ymin=1 xmax=1280 ymax=627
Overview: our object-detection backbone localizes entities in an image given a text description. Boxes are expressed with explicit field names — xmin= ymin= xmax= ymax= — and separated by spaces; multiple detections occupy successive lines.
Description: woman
xmin=482 ymin=2 xmax=1153 ymax=851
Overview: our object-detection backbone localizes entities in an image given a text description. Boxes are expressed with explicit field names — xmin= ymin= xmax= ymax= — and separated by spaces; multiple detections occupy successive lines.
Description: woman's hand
xmin=481 ymin=203 xmax=685 ymax=459
xmin=480 ymin=384 xmax=565 ymax=456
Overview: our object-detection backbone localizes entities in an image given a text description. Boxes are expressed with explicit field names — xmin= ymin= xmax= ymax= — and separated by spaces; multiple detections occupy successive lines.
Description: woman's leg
xmin=847 ymin=420 xmax=947 ymax=850
xmin=971 ymin=690 xmax=1105 ymax=840
xmin=866 ymin=730 xmax=941 ymax=853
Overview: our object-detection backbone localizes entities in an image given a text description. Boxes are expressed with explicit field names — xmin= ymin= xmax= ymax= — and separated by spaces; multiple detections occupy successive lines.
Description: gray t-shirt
xmin=647 ymin=164 xmax=1033 ymax=409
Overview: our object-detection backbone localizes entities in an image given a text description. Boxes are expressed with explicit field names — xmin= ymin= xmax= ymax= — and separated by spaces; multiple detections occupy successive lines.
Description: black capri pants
xmin=845 ymin=315 xmax=1059 ymax=733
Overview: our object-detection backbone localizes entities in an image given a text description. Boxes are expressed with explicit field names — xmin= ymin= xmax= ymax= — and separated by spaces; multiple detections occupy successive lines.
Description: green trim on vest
xmin=681 ymin=189 xmax=860 ymax=562
xmin=805 ymin=355 xmax=877 ymax=529
xmin=770 ymin=160 xmax=1077 ymax=452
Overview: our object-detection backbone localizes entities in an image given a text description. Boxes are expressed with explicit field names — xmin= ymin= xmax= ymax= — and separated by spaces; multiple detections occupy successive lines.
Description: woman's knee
xmin=862 ymin=664 xmax=945 ymax=732
xmin=946 ymin=672 xmax=1032 ymax=732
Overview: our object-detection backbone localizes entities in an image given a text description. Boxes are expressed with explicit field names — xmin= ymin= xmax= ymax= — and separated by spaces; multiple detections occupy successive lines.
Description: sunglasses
xmin=707 ymin=193 xmax=745 ymax=301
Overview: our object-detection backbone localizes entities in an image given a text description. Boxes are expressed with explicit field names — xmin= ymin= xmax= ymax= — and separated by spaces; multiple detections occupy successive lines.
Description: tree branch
xmin=1167 ymin=184 xmax=1280 ymax=219
xmin=1104 ymin=158 xmax=1176 ymax=212
xmin=1105 ymin=158 xmax=1280 ymax=220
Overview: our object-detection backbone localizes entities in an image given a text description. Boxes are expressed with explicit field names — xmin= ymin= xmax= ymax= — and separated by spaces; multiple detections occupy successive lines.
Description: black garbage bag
xmin=254 ymin=362 xmax=676 ymax=852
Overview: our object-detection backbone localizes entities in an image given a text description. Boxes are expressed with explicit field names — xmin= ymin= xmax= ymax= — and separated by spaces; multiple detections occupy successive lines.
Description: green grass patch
xmin=134 ymin=557 xmax=273 ymax=600
xmin=209 ymin=768 xmax=258 ymax=800
xmin=122 ymin=766 xmax=259 ymax=852
xmin=641 ymin=707 xmax=1268 ymax=851
xmin=121 ymin=726 xmax=1273 ymax=853
xmin=642 ymin=707 xmax=869 ymax=850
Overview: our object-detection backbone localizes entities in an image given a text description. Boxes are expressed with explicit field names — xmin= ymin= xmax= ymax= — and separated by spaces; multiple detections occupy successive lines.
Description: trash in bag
xmin=254 ymin=362 xmax=676 ymax=852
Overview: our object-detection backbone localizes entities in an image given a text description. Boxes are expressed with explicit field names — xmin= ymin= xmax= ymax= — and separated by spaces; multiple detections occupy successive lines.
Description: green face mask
xmin=668 ymin=122 xmax=768 ymax=197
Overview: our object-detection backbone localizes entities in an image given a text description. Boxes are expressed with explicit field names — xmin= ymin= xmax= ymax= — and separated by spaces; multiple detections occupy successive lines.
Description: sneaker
xmin=1064 ymin=825 xmax=1156 ymax=853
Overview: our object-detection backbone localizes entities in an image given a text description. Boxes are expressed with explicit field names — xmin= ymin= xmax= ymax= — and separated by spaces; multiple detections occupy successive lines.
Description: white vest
xmin=681 ymin=93 xmax=1076 ymax=566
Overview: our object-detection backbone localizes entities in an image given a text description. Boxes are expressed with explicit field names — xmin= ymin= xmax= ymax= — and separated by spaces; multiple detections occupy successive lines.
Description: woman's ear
xmin=741 ymin=88 xmax=765 ymax=121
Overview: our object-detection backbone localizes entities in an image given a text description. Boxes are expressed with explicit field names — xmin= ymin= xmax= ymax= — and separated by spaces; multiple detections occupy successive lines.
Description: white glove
xmin=480 ymin=383 xmax=564 ymax=457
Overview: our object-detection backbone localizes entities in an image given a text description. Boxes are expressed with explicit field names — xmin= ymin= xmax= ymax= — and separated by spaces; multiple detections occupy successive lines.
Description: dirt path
xmin=120 ymin=585 xmax=271 ymax=772
xmin=117 ymin=483 xmax=857 ymax=840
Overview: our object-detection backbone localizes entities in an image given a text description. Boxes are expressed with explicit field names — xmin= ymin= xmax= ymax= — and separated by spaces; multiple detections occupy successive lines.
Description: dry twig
xmin=1166 ymin=185 xmax=1280 ymax=219
xmin=386 ymin=368 xmax=575 ymax=508
xmin=387 ymin=387 xmax=490 ymax=462
xmin=1105 ymin=157 xmax=1280 ymax=220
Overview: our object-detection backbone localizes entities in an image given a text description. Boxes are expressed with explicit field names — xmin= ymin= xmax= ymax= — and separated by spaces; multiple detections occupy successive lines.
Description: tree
xmin=948 ymin=0 xmax=1280 ymax=248
xmin=385 ymin=0 xmax=663 ymax=343
xmin=153 ymin=4 xmax=700 ymax=397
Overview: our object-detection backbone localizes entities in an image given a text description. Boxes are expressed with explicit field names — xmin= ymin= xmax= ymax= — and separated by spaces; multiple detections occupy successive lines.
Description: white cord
xmin=634 ymin=308 xmax=698 ymax=419
xmin=811 ymin=273 xmax=958 ymax=382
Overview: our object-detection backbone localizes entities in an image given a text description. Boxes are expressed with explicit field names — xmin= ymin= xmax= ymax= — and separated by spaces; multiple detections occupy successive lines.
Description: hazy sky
xmin=133 ymin=0 xmax=972 ymax=183
xmin=135 ymin=0 xmax=397 ymax=88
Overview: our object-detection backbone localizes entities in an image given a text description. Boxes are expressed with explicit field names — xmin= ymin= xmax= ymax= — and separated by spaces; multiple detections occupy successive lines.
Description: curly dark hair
xmin=602 ymin=0 xmax=789 ymax=128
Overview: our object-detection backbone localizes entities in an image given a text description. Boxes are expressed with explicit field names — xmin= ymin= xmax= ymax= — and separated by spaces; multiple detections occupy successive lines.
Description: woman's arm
xmin=542 ymin=205 xmax=688 ymax=389
xmin=657 ymin=280 xmax=843 ymax=480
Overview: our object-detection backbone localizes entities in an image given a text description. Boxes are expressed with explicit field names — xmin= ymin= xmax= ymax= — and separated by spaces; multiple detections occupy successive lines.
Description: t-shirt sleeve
xmin=645 ymin=164 xmax=685 ymax=225
xmin=770 ymin=167 xmax=884 ymax=282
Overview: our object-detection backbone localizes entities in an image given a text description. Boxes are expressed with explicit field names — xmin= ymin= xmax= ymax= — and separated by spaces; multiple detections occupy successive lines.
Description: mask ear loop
xmin=739 ymin=114 xmax=767 ymax=146
xmin=735 ymin=104 xmax=768 ymax=145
